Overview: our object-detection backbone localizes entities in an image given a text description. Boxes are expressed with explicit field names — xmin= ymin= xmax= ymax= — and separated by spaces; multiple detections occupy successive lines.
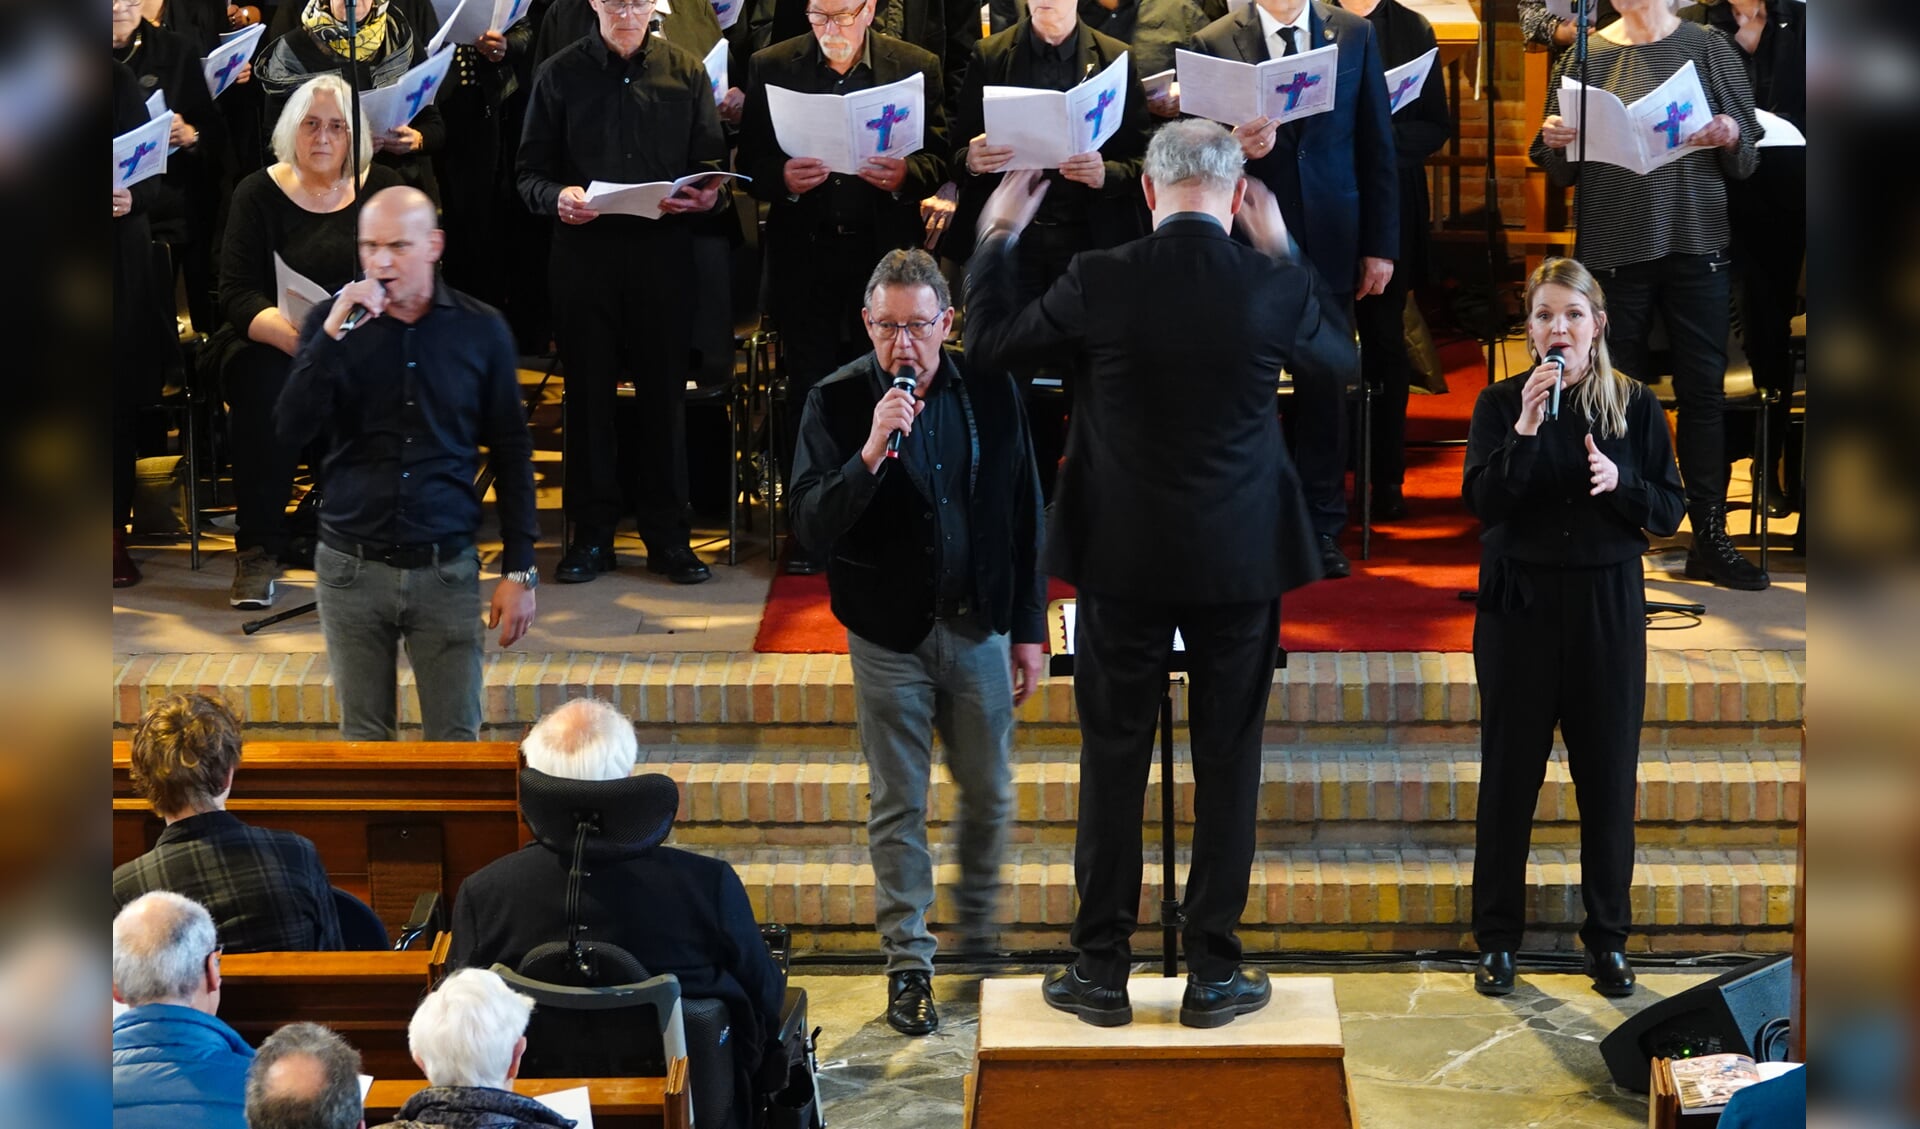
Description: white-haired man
xmin=245 ymin=1023 xmax=367 ymax=1129
xmin=112 ymin=892 xmax=253 ymax=1129
xmin=373 ymin=969 xmax=562 ymax=1128
xmin=447 ymin=698 xmax=785 ymax=1085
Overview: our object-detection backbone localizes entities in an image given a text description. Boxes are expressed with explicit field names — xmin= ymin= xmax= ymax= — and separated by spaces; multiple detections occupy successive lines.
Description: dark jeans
xmin=223 ymin=341 xmax=300 ymax=556
xmin=1356 ymin=273 xmax=1412 ymax=490
xmin=1594 ymin=250 xmax=1733 ymax=509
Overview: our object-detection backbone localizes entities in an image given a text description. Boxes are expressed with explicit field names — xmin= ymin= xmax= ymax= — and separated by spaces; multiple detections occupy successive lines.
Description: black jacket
xmin=375 ymin=1085 xmax=575 ymax=1129
xmin=789 ymin=347 xmax=1047 ymax=652
xmin=1366 ymin=0 xmax=1451 ymax=282
xmin=965 ymin=218 xmax=1356 ymax=602
xmin=1681 ymin=0 xmax=1804 ymax=215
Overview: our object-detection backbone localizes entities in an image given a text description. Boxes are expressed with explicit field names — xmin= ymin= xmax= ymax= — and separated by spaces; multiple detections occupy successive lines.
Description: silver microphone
xmin=1545 ymin=347 xmax=1567 ymax=421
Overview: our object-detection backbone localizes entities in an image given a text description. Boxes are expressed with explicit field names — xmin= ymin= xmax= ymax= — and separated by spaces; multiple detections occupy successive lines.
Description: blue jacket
xmin=111 ymin=1004 xmax=253 ymax=1129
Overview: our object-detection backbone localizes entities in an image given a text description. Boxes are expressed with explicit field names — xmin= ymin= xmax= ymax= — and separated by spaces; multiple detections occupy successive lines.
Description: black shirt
xmin=1076 ymin=0 xmax=1137 ymax=50
xmin=274 ymin=280 xmax=541 ymax=571
xmin=802 ymin=35 xmax=881 ymax=229
xmin=903 ymin=364 xmax=975 ymax=605
xmin=112 ymin=811 xmax=345 ymax=953
xmin=1463 ymin=376 xmax=1685 ymax=568
xmin=218 ymin=164 xmax=407 ymax=336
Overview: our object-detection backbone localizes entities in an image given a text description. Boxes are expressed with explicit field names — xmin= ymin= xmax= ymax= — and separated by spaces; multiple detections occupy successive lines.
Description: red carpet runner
xmin=754 ymin=340 xmax=1488 ymax=654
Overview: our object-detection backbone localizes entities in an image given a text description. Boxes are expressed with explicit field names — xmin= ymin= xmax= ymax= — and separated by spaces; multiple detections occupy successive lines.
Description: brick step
xmin=652 ymin=752 xmax=1800 ymax=851
xmin=715 ymin=845 xmax=1796 ymax=955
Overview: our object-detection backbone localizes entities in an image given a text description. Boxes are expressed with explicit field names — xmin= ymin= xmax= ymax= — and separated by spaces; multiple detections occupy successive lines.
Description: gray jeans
xmin=314 ymin=541 xmax=484 ymax=741
xmin=847 ymin=617 xmax=1015 ymax=974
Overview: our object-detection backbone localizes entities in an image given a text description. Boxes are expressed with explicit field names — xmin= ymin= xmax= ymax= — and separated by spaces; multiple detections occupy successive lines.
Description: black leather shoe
xmin=1474 ymin=951 xmax=1516 ymax=997
xmin=1370 ymin=486 xmax=1408 ymax=522
xmin=1180 ymin=966 xmax=1272 ymax=1028
xmin=647 ymin=545 xmax=712 ymax=584
xmin=1318 ymin=535 xmax=1351 ymax=579
xmin=886 ymin=970 xmax=938 ymax=1036
xmin=1584 ymin=950 xmax=1636 ymax=998
xmin=1041 ymin=964 xmax=1132 ymax=1027
xmin=555 ymin=541 xmax=616 ymax=583
xmin=783 ymin=548 xmax=823 ymax=576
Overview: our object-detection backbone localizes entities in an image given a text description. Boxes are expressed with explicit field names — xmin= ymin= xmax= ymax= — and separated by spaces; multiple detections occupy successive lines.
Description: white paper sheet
xmin=112 ymin=113 xmax=171 ymax=189
xmin=430 ymin=0 xmax=534 ymax=52
xmin=1174 ymin=43 xmax=1338 ymax=128
xmin=584 ymin=171 xmax=750 ymax=219
xmin=1141 ymin=68 xmax=1176 ymax=99
xmin=1559 ymin=59 xmax=1713 ymax=175
xmin=981 ymin=52 xmax=1129 ymax=170
xmin=710 ymin=0 xmax=743 ymax=30
xmin=1754 ymin=108 xmax=1805 ymax=148
xmin=1543 ymin=0 xmax=1597 ymax=20
xmin=535 ymin=1086 xmax=596 ymax=1129
xmin=1384 ymin=45 xmax=1437 ymax=114
xmin=1058 ymin=600 xmax=1184 ymax=654
xmin=203 ymin=22 xmax=264 ymax=99
xmin=357 ymin=1076 xmax=375 ymax=1100
xmin=274 ymin=252 xmax=331 ymax=328
xmin=358 ymin=46 xmax=455 ymax=136
xmin=766 ymin=71 xmax=926 ymax=176
xmin=702 ymin=39 xmax=728 ymax=103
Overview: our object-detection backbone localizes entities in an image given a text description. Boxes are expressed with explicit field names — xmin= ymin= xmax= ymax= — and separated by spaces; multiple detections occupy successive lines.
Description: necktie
xmin=1279 ymin=25 xmax=1299 ymax=57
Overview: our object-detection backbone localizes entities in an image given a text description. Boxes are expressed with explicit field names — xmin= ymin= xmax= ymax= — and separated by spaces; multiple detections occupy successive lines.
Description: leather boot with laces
xmin=1683 ymin=503 xmax=1769 ymax=591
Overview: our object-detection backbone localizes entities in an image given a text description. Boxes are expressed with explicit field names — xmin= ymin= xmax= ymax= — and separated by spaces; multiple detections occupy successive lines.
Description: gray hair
xmin=863 ymin=248 xmax=951 ymax=311
xmin=522 ymin=698 xmax=638 ymax=782
xmin=408 ymin=969 xmax=535 ymax=1089
xmin=111 ymin=891 xmax=217 ymax=1007
xmin=1143 ymin=118 xmax=1245 ymax=195
xmin=245 ymin=1023 xmax=366 ymax=1129
xmin=270 ymin=73 xmax=374 ymax=182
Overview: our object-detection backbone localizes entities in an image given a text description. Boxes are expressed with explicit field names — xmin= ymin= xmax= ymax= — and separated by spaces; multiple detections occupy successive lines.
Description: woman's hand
xmin=1514 ymin=360 xmax=1561 ymax=436
xmin=1539 ymin=114 xmax=1576 ymax=150
xmin=1585 ymin=434 xmax=1619 ymax=495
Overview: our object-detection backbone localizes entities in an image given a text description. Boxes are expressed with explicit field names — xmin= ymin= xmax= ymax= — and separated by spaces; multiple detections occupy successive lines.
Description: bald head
xmin=523 ymin=698 xmax=638 ymax=781
xmin=360 ymin=185 xmax=438 ymax=234
xmin=112 ymin=891 xmax=219 ymax=1010
xmin=247 ymin=1023 xmax=366 ymax=1129
xmin=357 ymin=186 xmax=444 ymax=316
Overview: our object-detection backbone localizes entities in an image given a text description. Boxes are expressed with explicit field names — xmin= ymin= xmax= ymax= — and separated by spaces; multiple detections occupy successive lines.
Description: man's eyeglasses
xmin=804 ymin=4 xmax=867 ymax=27
xmin=868 ymin=317 xmax=943 ymax=340
xmin=598 ymin=0 xmax=657 ymax=12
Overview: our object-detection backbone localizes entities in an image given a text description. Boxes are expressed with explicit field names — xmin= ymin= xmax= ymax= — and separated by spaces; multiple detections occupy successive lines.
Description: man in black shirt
xmin=788 ymin=249 xmax=1045 ymax=1037
xmin=277 ymin=187 xmax=539 ymax=741
xmin=737 ymin=0 xmax=950 ymax=573
xmin=113 ymin=693 xmax=344 ymax=952
xmin=517 ymin=0 xmax=729 ymax=585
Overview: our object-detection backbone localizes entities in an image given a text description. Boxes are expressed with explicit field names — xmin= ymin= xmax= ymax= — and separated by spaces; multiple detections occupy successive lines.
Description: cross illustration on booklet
xmin=120 ymin=141 xmax=158 ymax=182
xmin=1275 ymin=70 xmax=1320 ymax=112
xmin=1652 ymin=100 xmax=1693 ymax=149
xmin=1083 ymin=88 xmax=1115 ymax=136
xmin=212 ymin=52 xmax=245 ymax=95
xmin=1389 ymin=75 xmax=1419 ymax=110
xmin=865 ymin=103 xmax=910 ymax=152
xmin=404 ymin=74 xmax=439 ymax=119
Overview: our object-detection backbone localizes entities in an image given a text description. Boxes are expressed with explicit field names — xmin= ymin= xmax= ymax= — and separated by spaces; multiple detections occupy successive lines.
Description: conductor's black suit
xmin=964 ymin=213 xmax=1356 ymax=986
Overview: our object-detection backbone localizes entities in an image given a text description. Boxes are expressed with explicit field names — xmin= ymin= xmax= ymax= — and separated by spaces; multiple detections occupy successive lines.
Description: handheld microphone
xmin=1544 ymin=347 xmax=1567 ymax=421
xmin=338 ymin=281 xmax=386 ymax=333
xmin=884 ymin=365 xmax=917 ymax=459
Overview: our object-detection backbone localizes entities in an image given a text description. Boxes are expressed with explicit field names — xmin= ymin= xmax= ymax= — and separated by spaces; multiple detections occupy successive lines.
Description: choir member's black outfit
xmin=516 ymin=29 xmax=728 ymax=557
xmin=216 ymin=163 xmax=406 ymax=559
xmin=1068 ymin=0 xmax=1210 ymax=77
xmin=1352 ymin=0 xmax=1450 ymax=498
xmin=1463 ymin=376 xmax=1684 ymax=954
xmin=114 ymin=61 xmax=170 ymax=535
xmin=737 ymin=30 xmax=949 ymax=563
xmin=433 ymin=15 xmax=535 ymax=314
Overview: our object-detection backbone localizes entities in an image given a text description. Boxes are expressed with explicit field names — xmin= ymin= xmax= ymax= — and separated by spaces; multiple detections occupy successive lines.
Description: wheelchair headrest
xmin=518 ymin=766 xmax=680 ymax=864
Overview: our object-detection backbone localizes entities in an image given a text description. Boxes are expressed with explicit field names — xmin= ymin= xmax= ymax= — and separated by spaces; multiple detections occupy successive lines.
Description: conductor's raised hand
xmin=1234 ymin=177 xmax=1290 ymax=258
xmin=1584 ymin=434 xmax=1619 ymax=495
xmin=976 ymin=167 xmax=1050 ymax=244
xmin=920 ymin=180 xmax=958 ymax=249
xmin=557 ymin=185 xmax=600 ymax=224
xmin=967 ymin=132 xmax=1015 ymax=175
xmin=1539 ymin=113 xmax=1577 ymax=150
xmin=1513 ymin=359 xmax=1560 ymax=436
xmin=1057 ymin=151 xmax=1106 ymax=189
xmin=1232 ymin=115 xmax=1278 ymax=159
xmin=783 ymin=157 xmax=831 ymax=195
xmin=861 ymin=384 xmax=925 ymax=472
xmin=659 ymin=175 xmax=722 ymax=214
xmin=488 ymin=578 xmax=536 ymax=648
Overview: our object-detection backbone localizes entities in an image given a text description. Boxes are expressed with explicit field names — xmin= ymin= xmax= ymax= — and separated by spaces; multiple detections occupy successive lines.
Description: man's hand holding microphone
xmin=861 ymin=369 xmax=924 ymax=473
xmin=324 ymin=278 xmax=387 ymax=340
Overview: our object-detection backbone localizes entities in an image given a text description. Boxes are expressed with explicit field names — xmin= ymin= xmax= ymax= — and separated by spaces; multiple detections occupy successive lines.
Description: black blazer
xmin=1682 ymin=0 xmax=1804 ymax=215
xmin=944 ymin=19 xmax=1148 ymax=256
xmin=1187 ymin=0 xmax=1398 ymax=296
xmin=1368 ymin=0 xmax=1451 ymax=281
xmin=964 ymin=218 xmax=1358 ymax=603
xmin=788 ymin=347 xmax=1047 ymax=653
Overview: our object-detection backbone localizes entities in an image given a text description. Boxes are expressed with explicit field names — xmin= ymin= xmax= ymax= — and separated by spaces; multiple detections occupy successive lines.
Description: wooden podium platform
xmin=967 ymin=977 xmax=1357 ymax=1129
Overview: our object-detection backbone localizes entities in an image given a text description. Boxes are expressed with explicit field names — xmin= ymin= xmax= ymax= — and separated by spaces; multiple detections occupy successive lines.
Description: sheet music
xmin=766 ymin=72 xmax=926 ymax=176
xmin=1754 ymin=108 xmax=1805 ymax=148
xmin=981 ymin=52 xmax=1129 ymax=170
xmin=357 ymin=46 xmax=455 ymax=136
xmin=112 ymin=113 xmax=170 ymax=188
xmin=535 ymin=1087 xmax=595 ymax=1129
xmin=274 ymin=252 xmax=330 ymax=328
xmin=1174 ymin=44 xmax=1338 ymax=128
xmin=1384 ymin=46 xmax=1438 ymax=114
xmin=711 ymin=0 xmax=743 ymax=29
xmin=1559 ymin=59 xmax=1711 ymax=175
xmin=202 ymin=22 xmax=264 ymax=99
xmin=702 ymin=39 xmax=728 ymax=103
xmin=583 ymin=171 xmax=749 ymax=219
xmin=430 ymin=0 xmax=534 ymax=53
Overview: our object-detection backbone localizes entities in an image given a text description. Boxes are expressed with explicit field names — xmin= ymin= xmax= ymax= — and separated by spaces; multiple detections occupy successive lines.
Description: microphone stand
xmin=1571 ymin=0 xmax=1590 ymax=259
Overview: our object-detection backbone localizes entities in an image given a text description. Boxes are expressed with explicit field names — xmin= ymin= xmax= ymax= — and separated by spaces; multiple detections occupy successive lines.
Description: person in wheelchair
xmin=447 ymin=698 xmax=799 ymax=1127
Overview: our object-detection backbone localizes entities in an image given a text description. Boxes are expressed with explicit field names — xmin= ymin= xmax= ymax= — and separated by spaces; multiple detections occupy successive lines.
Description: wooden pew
xmin=364 ymin=1063 xmax=692 ymax=1129
xmin=217 ymin=933 xmax=450 ymax=1079
xmin=113 ymin=740 xmax=527 ymax=934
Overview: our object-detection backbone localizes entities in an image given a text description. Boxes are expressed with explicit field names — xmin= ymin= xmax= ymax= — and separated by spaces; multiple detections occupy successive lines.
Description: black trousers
xmin=222 ymin=341 xmax=299 ymax=556
xmin=1284 ymin=299 xmax=1350 ymax=538
xmin=771 ymin=230 xmax=887 ymax=472
xmin=437 ymin=83 xmax=508 ymax=313
xmin=1069 ymin=589 xmax=1280 ymax=987
xmin=1355 ymin=271 xmax=1412 ymax=490
xmin=1729 ymin=199 xmax=1804 ymax=495
xmin=1471 ymin=556 xmax=1645 ymax=953
xmin=551 ymin=223 xmax=695 ymax=547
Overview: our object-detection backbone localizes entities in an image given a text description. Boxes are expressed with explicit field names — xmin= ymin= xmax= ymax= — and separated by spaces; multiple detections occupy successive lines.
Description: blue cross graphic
xmin=1652 ymin=100 xmax=1693 ymax=149
xmin=212 ymin=51 xmax=246 ymax=95
xmin=1275 ymin=71 xmax=1321 ymax=112
xmin=1389 ymin=75 xmax=1418 ymax=109
xmin=504 ymin=0 xmax=527 ymax=23
xmin=714 ymin=0 xmax=733 ymax=16
xmin=119 ymin=140 xmax=158 ymax=182
xmin=865 ymin=103 xmax=910 ymax=151
xmin=404 ymin=74 xmax=439 ymax=119
xmin=1083 ymin=88 xmax=1115 ymax=138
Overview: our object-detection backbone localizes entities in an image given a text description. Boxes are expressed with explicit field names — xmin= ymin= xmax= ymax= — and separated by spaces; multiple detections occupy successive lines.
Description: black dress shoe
xmin=1180 ymin=966 xmax=1272 ymax=1028
xmin=555 ymin=541 xmax=616 ymax=583
xmin=783 ymin=544 xmax=823 ymax=575
xmin=886 ymin=970 xmax=938 ymax=1036
xmin=1370 ymin=486 xmax=1408 ymax=522
xmin=1473 ymin=951 xmax=1516 ymax=997
xmin=647 ymin=545 xmax=712 ymax=584
xmin=1041 ymin=964 xmax=1131 ymax=1027
xmin=1584 ymin=950 xmax=1636 ymax=998
xmin=1318 ymin=535 xmax=1351 ymax=579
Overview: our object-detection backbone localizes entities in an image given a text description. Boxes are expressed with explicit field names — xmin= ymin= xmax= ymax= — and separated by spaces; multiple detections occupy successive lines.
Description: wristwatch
xmin=504 ymin=566 xmax=539 ymax=590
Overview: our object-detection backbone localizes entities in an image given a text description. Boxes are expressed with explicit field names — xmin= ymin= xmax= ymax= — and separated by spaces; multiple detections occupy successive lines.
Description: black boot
xmin=1684 ymin=503 xmax=1769 ymax=591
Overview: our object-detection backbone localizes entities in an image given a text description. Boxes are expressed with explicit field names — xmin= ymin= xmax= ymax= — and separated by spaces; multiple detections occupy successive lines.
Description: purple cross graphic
xmin=1275 ymin=71 xmax=1321 ymax=112
xmin=404 ymin=74 xmax=439 ymax=119
xmin=714 ymin=0 xmax=732 ymax=15
xmin=1083 ymin=88 xmax=1116 ymax=139
xmin=865 ymin=103 xmax=910 ymax=151
xmin=1652 ymin=100 xmax=1693 ymax=149
xmin=212 ymin=51 xmax=246 ymax=95
xmin=119 ymin=140 xmax=158 ymax=182
xmin=504 ymin=0 xmax=527 ymax=23
xmin=1389 ymin=75 xmax=1419 ymax=110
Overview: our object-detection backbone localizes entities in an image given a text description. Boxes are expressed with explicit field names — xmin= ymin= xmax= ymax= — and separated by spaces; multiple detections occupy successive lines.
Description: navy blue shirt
xmin=276 ymin=280 xmax=540 ymax=572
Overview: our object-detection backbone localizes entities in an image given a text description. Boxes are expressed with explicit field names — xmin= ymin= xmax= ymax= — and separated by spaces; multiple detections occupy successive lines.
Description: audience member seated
xmin=374 ymin=968 xmax=567 ymax=1129
xmin=112 ymin=892 xmax=253 ymax=1129
xmin=246 ymin=1022 xmax=369 ymax=1129
xmin=113 ymin=692 xmax=345 ymax=952
xmin=448 ymin=698 xmax=786 ymax=1091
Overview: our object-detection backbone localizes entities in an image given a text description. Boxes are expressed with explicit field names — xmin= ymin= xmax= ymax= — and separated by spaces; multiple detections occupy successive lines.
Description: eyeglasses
xmin=598 ymin=0 xmax=656 ymax=12
xmin=867 ymin=317 xmax=943 ymax=340
xmin=804 ymin=3 xmax=867 ymax=27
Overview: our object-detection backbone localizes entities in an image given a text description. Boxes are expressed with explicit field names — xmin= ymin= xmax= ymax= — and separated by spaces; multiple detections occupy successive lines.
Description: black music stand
xmin=1047 ymin=598 xmax=1287 ymax=978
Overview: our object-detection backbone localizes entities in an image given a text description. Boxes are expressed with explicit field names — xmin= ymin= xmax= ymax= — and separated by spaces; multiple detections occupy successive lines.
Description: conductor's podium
xmin=967 ymin=976 xmax=1357 ymax=1129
